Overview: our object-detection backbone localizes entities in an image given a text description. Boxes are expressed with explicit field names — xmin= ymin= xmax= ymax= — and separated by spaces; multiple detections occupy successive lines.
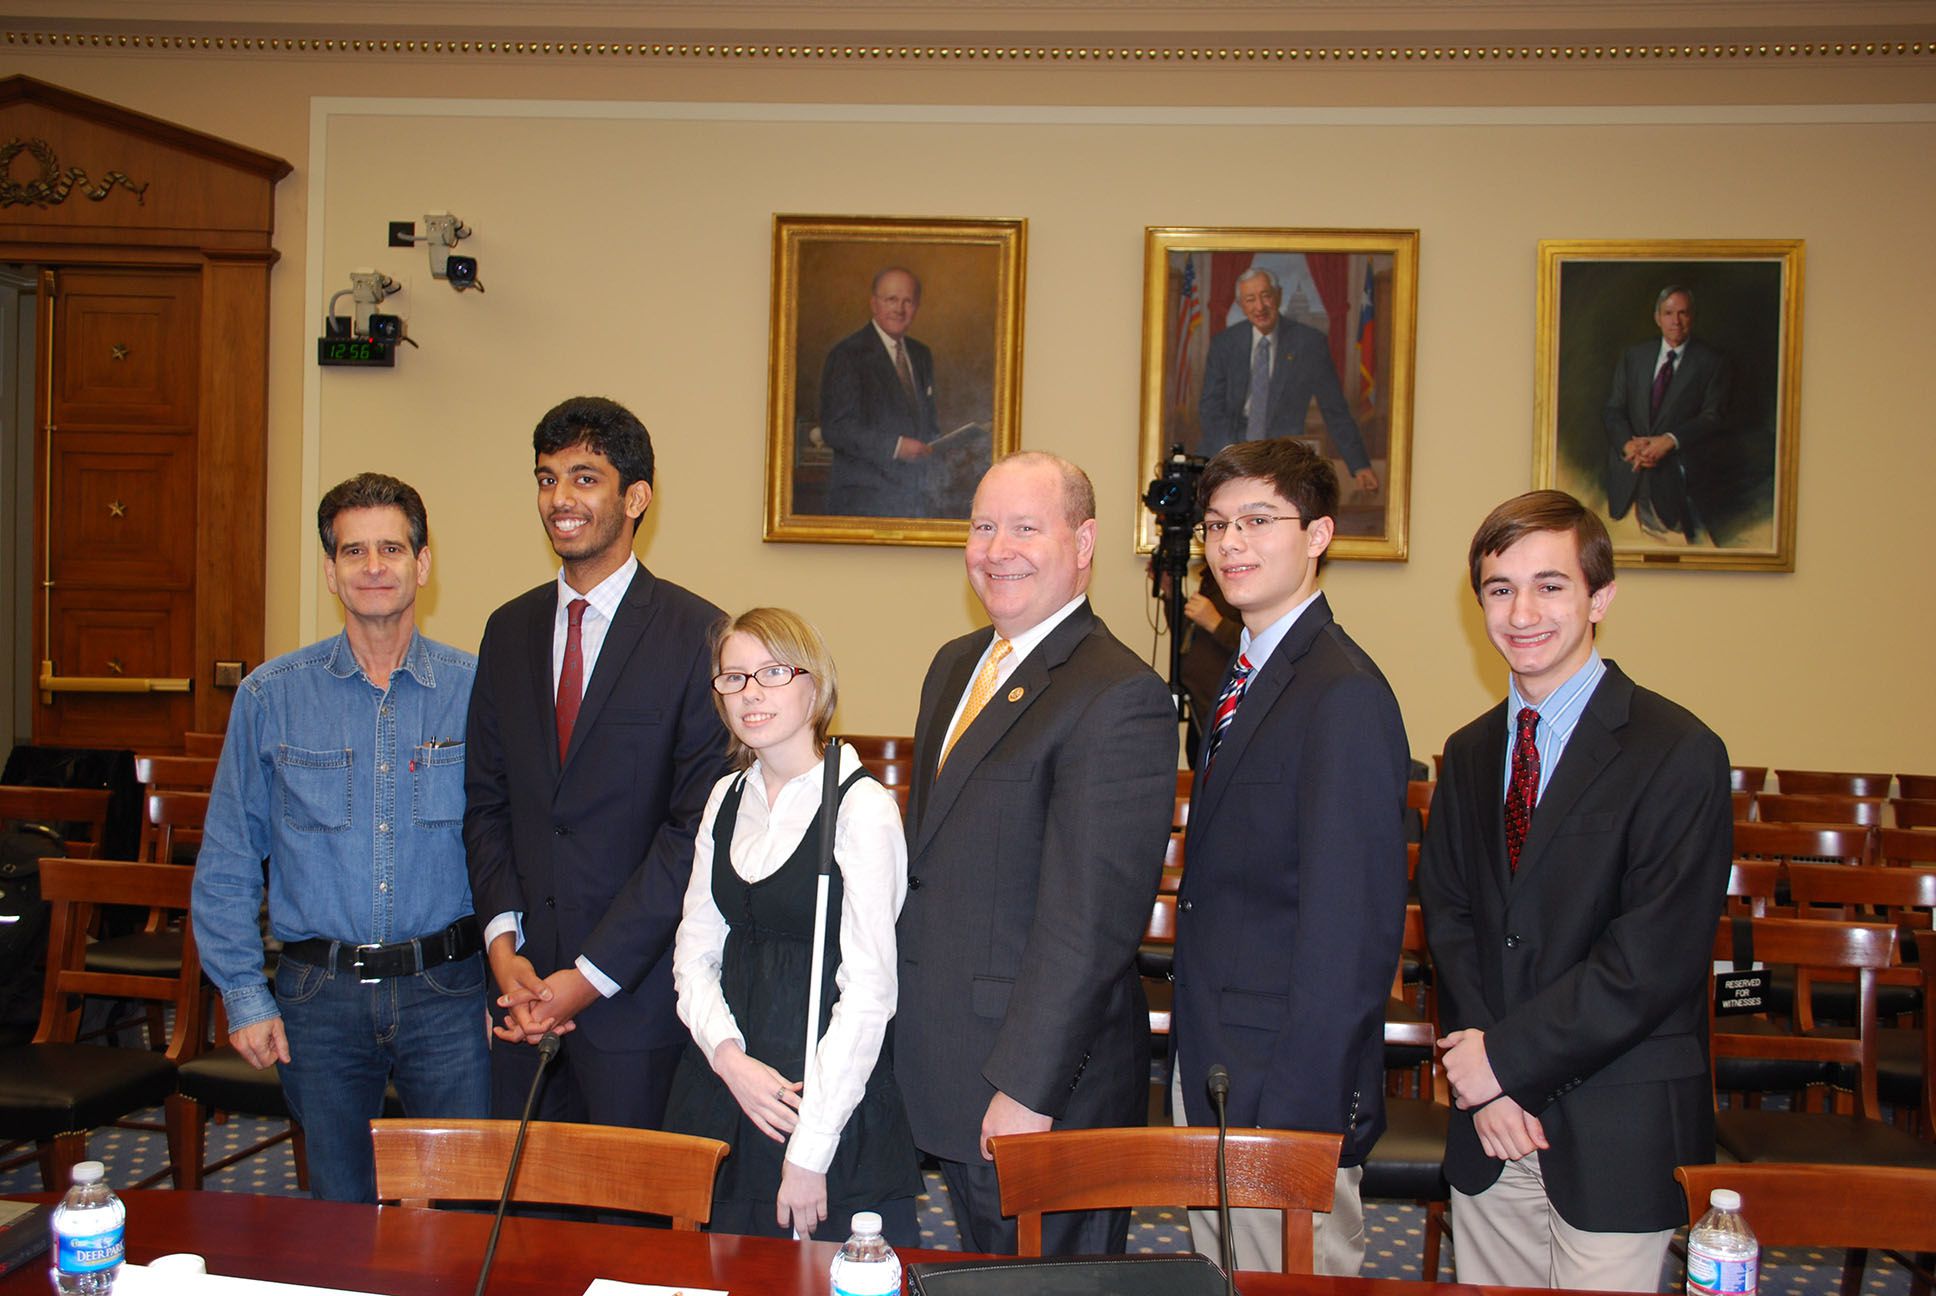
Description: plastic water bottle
xmin=829 ymin=1210 xmax=901 ymax=1296
xmin=1687 ymin=1187 xmax=1758 ymax=1296
xmin=50 ymin=1160 xmax=125 ymax=1294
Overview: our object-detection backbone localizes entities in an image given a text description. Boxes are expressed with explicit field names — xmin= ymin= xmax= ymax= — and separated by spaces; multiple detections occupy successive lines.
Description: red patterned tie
xmin=1505 ymin=706 xmax=1540 ymax=872
xmin=1649 ymin=349 xmax=1677 ymax=422
xmin=1205 ymin=653 xmax=1254 ymax=771
xmin=555 ymin=598 xmax=589 ymax=761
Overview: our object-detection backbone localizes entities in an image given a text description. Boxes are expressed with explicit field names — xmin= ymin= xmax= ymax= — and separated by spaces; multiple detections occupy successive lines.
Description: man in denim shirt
xmin=194 ymin=473 xmax=489 ymax=1203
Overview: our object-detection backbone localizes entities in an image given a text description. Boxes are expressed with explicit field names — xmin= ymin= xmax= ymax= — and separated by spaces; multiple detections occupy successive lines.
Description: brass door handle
xmin=39 ymin=660 xmax=192 ymax=702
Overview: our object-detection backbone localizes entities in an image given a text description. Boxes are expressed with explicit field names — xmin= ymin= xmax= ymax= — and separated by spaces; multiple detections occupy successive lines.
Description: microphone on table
xmin=474 ymin=1030 xmax=562 ymax=1296
xmin=1205 ymin=1063 xmax=1235 ymax=1296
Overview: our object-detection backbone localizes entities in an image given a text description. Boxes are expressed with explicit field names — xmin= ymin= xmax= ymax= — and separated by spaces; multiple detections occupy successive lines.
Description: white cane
xmin=795 ymin=737 xmax=842 ymax=1240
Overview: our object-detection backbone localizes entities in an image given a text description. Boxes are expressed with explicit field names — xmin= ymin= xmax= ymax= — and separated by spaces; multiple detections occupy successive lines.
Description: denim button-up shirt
xmin=192 ymin=630 xmax=479 ymax=1030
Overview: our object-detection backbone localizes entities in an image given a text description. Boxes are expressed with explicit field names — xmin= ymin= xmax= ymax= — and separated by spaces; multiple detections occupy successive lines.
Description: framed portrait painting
xmin=1139 ymin=227 xmax=1419 ymax=561
xmin=1535 ymin=239 xmax=1804 ymax=571
xmin=764 ymin=214 xmax=1026 ymax=546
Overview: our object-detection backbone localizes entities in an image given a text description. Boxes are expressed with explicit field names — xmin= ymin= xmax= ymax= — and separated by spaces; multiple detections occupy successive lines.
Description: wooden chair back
xmin=1675 ymin=1163 xmax=1936 ymax=1252
xmin=181 ymin=731 xmax=227 ymax=758
xmin=1775 ymin=769 xmax=1892 ymax=798
xmin=1731 ymin=820 xmax=1873 ymax=866
xmin=1785 ymin=861 xmax=1936 ymax=924
xmin=1897 ymin=773 xmax=1936 ymax=801
xmin=869 ymin=760 xmax=912 ymax=789
xmin=370 ymin=1118 xmax=728 ymax=1228
xmin=1753 ymin=793 xmax=1886 ymax=827
xmin=1877 ymin=827 xmax=1936 ymax=867
xmin=1730 ymin=765 xmax=1768 ymax=795
xmin=1162 ymin=833 xmax=1185 ymax=872
xmin=134 ymin=757 xmax=217 ymax=859
xmin=1386 ymin=904 xmax=1435 ymax=1047
xmin=839 ymin=734 xmax=913 ymax=765
xmin=33 ymin=857 xmax=203 ymax=1061
xmin=148 ymin=791 xmax=210 ymax=863
xmin=992 ymin=1126 xmax=1343 ymax=1271
xmin=1157 ymin=864 xmax=1183 ymax=895
xmin=1724 ymin=859 xmax=1785 ymax=917
xmin=0 ymin=785 xmax=112 ymax=859
xmin=1174 ymin=790 xmax=1191 ymax=830
xmin=1144 ymin=892 xmax=1177 ymax=944
xmin=1405 ymin=780 xmax=1434 ymax=834
xmin=1890 ymin=799 xmax=1936 ymax=831
xmin=1706 ymin=916 xmax=1897 ymax=1118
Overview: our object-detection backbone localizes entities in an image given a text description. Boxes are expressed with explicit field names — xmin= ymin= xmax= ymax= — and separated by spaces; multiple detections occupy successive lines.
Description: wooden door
xmin=34 ymin=267 xmax=200 ymax=748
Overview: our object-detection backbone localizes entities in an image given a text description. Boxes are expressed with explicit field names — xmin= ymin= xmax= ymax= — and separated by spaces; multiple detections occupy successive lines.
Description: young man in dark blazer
xmin=464 ymin=396 xmax=728 ymax=1130
xmin=895 ymin=451 xmax=1177 ymax=1255
xmin=1419 ymin=490 xmax=1731 ymax=1290
xmin=1169 ymin=437 xmax=1410 ymax=1275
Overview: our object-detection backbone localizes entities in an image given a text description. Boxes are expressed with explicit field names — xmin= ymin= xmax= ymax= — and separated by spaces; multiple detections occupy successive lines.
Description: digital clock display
xmin=317 ymin=337 xmax=396 ymax=367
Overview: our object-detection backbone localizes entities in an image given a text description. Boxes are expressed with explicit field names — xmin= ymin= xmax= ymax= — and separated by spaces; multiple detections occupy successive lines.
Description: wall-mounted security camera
xmin=319 ymin=268 xmax=414 ymax=367
xmin=401 ymin=211 xmax=485 ymax=292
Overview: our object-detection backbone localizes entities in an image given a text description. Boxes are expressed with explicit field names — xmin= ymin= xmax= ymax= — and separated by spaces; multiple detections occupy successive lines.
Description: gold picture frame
xmin=764 ymin=214 xmax=1026 ymax=546
xmin=1138 ymin=226 xmax=1418 ymax=561
xmin=1535 ymin=239 xmax=1804 ymax=571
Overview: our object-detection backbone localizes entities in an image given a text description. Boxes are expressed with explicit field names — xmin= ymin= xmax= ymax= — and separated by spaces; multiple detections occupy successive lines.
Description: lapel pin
xmin=1007 ymin=686 xmax=1025 ymax=702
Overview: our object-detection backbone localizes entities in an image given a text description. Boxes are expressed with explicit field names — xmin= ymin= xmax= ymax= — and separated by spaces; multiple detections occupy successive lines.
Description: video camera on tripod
xmin=1144 ymin=445 xmax=1207 ymax=725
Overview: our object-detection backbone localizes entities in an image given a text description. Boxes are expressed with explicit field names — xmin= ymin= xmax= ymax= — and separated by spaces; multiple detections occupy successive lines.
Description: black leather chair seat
xmin=0 ymin=1043 xmax=175 ymax=1140
xmin=1715 ymin=1108 xmax=1936 ymax=1167
xmin=85 ymin=930 xmax=184 ymax=978
xmin=1830 ymin=1026 xmax=1924 ymax=1111
xmin=1764 ymin=966 xmax=1921 ymax=1023
xmin=1136 ymin=943 xmax=1173 ymax=980
xmin=1360 ymin=1096 xmax=1450 ymax=1201
xmin=1713 ymin=1016 xmax=1835 ymax=1094
xmin=1384 ymin=998 xmax=1434 ymax=1071
xmin=177 ymin=1046 xmax=291 ymax=1117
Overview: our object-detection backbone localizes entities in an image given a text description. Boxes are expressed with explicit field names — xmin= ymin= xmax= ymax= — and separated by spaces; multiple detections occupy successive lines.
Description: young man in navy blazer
xmin=1420 ymin=490 xmax=1730 ymax=1290
xmin=1169 ymin=437 xmax=1410 ymax=1275
xmin=464 ymin=396 xmax=728 ymax=1130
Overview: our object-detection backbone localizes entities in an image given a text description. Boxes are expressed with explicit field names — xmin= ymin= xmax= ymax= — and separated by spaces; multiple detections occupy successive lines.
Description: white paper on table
xmin=582 ymin=1282 xmax=728 ymax=1296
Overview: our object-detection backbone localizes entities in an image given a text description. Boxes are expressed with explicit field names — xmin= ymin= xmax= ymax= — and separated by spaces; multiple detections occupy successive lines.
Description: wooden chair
xmin=146 ymin=790 xmax=210 ymax=863
xmin=1731 ymin=820 xmax=1874 ymax=866
xmin=1877 ymin=828 xmax=1936 ymax=867
xmin=869 ymin=759 xmax=913 ymax=789
xmin=1776 ymin=769 xmax=1893 ymax=797
xmin=1732 ymin=790 xmax=1755 ymax=821
xmin=1405 ymin=780 xmax=1434 ymax=835
xmin=167 ymin=994 xmax=310 ymax=1192
xmin=1731 ymin=765 xmax=1769 ymax=795
xmin=1140 ymin=893 xmax=1177 ymax=1036
xmin=991 ymin=1125 xmax=1342 ymax=1271
xmin=1365 ymin=903 xmax=1451 ymax=1280
xmin=370 ymin=1118 xmax=728 ymax=1228
xmin=1899 ymin=774 xmax=1936 ymax=802
xmin=0 ymin=785 xmax=111 ymax=860
xmin=182 ymin=732 xmax=228 ymax=758
xmin=1674 ymin=1164 xmax=1936 ymax=1296
xmin=85 ymin=792 xmax=211 ymax=1051
xmin=0 ymin=858 xmax=203 ymax=1188
xmin=1754 ymin=793 xmax=1886 ymax=827
xmin=132 ymin=756 xmax=217 ymax=861
xmin=839 ymin=734 xmax=913 ymax=767
xmin=1707 ymin=917 xmax=1936 ymax=1170
xmin=1893 ymin=800 xmax=1936 ymax=831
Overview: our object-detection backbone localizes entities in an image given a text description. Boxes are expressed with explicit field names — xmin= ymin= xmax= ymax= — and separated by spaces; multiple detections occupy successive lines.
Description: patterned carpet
xmin=0 ymin=1076 xmax=1916 ymax=1295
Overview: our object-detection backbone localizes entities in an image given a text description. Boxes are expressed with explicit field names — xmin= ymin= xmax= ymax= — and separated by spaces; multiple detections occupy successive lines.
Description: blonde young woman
xmin=664 ymin=608 xmax=920 ymax=1243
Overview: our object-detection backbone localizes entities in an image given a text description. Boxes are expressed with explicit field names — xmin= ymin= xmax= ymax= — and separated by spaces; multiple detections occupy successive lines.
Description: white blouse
xmin=671 ymin=743 xmax=908 ymax=1174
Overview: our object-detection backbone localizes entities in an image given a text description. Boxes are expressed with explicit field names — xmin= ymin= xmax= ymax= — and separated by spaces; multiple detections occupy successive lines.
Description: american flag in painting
xmin=1172 ymin=255 xmax=1204 ymax=402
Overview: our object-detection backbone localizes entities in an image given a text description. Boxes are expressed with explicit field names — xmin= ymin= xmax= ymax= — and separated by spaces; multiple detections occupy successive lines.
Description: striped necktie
xmin=1205 ymin=653 xmax=1254 ymax=769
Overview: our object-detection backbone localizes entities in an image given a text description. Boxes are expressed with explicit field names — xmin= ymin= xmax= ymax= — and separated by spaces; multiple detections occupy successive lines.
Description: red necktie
xmin=1505 ymin=706 xmax=1540 ymax=872
xmin=556 ymin=598 xmax=589 ymax=761
xmin=1204 ymin=653 xmax=1254 ymax=772
xmin=1649 ymin=349 xmax=1677 ymax=422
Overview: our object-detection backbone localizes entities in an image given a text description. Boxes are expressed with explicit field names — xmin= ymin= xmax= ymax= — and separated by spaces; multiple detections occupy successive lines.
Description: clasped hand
xmin=1438 ymin=1028 xmax=1548 ymax=1162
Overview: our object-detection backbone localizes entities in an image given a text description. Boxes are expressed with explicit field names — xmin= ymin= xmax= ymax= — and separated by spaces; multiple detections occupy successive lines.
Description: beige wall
xmin=9 ymin=43 xmax=1934 ymax=771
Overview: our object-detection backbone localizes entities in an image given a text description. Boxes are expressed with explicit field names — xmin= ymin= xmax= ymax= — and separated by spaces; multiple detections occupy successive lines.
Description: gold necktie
xmin=939 ymin=638 xmax=1012 ymax=770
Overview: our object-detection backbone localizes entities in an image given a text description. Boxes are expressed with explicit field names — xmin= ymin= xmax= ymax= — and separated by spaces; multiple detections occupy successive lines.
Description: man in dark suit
xmin=817 ymin=266 xmax=943 ymax=518
xmin=1603 ymin=285 xmax=1732 ymax=543
xmin=464 ymin=395 xmax=729 ymax=1130
xmin=1169 ymin=438 xmax=1409 ymax=1275
xmin=1419 ymin=490 xmax=1731 ymax=1290
xmin=1197 ymin=267 xmax=1380 ymax=493
xmin=896 ymin=451 xmax=1177 ymax=1255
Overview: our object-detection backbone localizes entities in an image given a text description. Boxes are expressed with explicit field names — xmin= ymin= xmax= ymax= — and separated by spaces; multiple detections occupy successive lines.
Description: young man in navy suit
xmin=465 ymin=396 xmax=728 ymax=1130
xmin=1169 ymin=437 xmax=1410 ymax=1275
xmin=1420 ymin=490 xmax=1730 ymax=1290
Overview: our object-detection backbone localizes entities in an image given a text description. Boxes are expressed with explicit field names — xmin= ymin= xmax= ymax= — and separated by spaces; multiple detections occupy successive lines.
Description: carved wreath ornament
xmin=0 ymin=137 xmax=148 ymax=208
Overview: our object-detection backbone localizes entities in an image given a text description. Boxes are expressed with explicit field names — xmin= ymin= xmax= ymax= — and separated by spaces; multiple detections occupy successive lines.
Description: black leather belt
xmin=281 ymin=915 xmax=481 ymax=983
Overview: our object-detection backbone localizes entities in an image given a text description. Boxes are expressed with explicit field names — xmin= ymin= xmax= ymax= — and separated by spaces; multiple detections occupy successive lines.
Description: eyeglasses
xmin=1194 ymin=513 xmax=1302 ymax=541
xmin=712 ymin=664 xmax=811 ymax=695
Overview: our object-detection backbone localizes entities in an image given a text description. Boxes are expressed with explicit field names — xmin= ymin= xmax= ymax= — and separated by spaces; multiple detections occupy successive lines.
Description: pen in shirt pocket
xmin=409 ymin=738 xmax=462 ymax=771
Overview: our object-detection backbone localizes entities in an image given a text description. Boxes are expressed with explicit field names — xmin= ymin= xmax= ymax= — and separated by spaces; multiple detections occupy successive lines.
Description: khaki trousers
xmin=1449 ymin=1152 xmax=1674 ymax=1291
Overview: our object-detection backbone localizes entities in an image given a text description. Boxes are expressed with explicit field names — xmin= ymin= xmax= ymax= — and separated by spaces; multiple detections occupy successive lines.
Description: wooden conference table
xmin=3 ymin=1190 xmax=1552 ymax=1296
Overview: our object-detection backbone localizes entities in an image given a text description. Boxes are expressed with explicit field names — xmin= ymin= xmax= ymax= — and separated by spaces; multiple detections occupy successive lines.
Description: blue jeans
xmin=274 ymin=949 xmax=490 ymax=1203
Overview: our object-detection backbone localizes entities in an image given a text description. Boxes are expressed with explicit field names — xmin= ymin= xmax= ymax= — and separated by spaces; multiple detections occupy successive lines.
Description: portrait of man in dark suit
xmin=1196 ymin=267 xmax=1380 ymax=493
xmin=817 ymin=266 xmax=946 ymax=518
xmin=1602 ymin=285 xmax=1732 ymax=544
xmin=1541 ymin=246 xmax=1799 ymax=568
xmin=894 ymin=451 xmax=1177 ymax=1256
xmin=1169 ymin=437 xmax=1409 ymax=1276
xmin=464 ymin=395 xmax=729 ymax=1132
xmin=1419 ymin=490 xmax=1731 ymax=1291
